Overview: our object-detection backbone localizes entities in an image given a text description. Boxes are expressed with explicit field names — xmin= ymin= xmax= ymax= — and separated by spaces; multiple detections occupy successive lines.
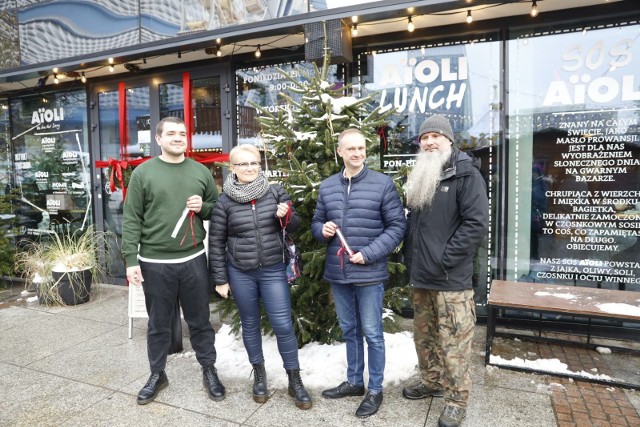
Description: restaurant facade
xmin=0 ymin=0 xmax=638 ymax=333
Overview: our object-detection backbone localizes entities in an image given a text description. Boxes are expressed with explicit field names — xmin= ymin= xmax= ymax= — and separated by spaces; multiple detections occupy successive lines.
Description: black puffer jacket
xmin=209 ymin=184 xmax=300 ymax=285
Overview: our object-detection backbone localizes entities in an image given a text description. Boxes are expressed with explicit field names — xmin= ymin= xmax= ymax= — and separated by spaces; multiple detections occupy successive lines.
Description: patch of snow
xmin=534 ymin=291 xmax=576 ymax=300
xmin=489 ymin=355 xmax=615 ymax=381
xmin=596 ymin=302 xmax=640 ymax=317
xmin=595 ymin=347 xmax=612 ymax=355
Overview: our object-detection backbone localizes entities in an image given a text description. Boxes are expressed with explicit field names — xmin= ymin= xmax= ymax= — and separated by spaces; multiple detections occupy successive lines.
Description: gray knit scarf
xmin=223 ymin=171 xmax=270 ymax=203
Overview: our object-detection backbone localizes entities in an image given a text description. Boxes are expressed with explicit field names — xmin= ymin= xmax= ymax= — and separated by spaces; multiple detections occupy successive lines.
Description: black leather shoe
xmin=355 ymin=391 xmax=383 ymax=418
xmin=137 ymin=371 xmax=168 ymax=405
xmin=402 ymin=382 xmax=444 ymax=400
xmin=322 ymin=381 xmax=365 ymax=399
xmin=203 ymin=364 xmax=225 ymax=401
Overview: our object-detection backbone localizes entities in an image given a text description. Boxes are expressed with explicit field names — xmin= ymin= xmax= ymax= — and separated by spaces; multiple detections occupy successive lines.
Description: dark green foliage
xmin=215 ymin=43 xmax=410 ymax=346
xmin=0 ymin=189 xmax=20 ymax=282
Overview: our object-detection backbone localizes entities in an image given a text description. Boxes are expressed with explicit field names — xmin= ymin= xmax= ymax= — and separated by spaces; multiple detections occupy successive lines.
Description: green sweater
xmin=122 ymin=157 xmax=218 ymax=267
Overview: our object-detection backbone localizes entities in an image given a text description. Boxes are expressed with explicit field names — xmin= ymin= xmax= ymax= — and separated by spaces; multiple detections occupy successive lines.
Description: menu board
xmin=534 ymin=113 xmax=640 ymax=286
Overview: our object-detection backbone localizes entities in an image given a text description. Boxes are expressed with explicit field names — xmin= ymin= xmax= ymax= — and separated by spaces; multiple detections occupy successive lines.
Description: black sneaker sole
xmin=402 ymin=390 xmax=444 ymax=400
xmin=136 ymin=379 xmax=168 ymax=405
xmin=321 ymin=390 xmax=365 ymax=399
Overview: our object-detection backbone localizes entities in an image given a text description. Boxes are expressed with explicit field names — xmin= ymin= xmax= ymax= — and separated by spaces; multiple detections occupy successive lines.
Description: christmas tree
xmin=217 ymin=25 xmax=410 ymax=346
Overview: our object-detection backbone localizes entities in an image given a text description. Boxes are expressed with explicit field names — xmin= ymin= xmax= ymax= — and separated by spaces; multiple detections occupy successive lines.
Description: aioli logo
xmin=543 ymin=39 xmax=640 ymax=106
xmin=52 ymin=182 xmax=67 ymax=189
xmin=31 ymin=107 xmax=64 ymax=125
xmin=62 ymin=151 xmax=79 ymax=160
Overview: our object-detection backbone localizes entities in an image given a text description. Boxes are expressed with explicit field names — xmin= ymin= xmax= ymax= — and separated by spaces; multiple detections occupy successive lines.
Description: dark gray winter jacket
xmin=405 ymin=148 xmax=489 ymax=291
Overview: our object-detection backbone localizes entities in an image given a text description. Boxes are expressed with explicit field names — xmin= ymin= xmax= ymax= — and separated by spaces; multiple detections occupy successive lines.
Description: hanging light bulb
xmin=466 ymin=10 xmax=473 ymax=24
xmin=351 ymin=24 xmax=358 ymax=37
xmin=216 ymin=45 xmax=222 ymax=57
xmin=109 ymin=64 xmax=115 ymax=72
xmin=255 ymin=45 xmax=261 ymax=58
xmin=407 ymin=16 xmax=415 ymax=32
xmin=53 ymin=75 xmax=59 ymax=84
xmin=530 ymin=0 xmax=538 ymax=17
xmin=81 ymin=72 xmax=87 ymax=83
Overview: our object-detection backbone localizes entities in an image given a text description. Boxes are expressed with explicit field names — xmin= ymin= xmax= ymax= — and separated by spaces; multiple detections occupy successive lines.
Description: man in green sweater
xmin=122 ymin=116 xmax=224 ymax=405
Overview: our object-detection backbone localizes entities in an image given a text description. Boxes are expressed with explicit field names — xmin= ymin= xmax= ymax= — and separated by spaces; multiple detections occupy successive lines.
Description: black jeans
xmin=140 ymin=253 xmax=217 ymax=372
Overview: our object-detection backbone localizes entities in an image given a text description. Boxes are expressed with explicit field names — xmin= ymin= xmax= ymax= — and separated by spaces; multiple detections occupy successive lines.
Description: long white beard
xmin=406 ymin=148 xmax=452 ymax=210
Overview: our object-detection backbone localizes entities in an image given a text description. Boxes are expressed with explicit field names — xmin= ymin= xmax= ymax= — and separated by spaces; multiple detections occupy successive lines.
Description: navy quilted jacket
xmin=311 ymin=166 xmax=406 ymax=285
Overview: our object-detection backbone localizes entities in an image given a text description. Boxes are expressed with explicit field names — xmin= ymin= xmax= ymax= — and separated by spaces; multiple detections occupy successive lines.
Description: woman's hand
xmin=276 ymin=202 xmax=290 ymax=218
xmin=216 ymin=283 xmax=231 ymax=299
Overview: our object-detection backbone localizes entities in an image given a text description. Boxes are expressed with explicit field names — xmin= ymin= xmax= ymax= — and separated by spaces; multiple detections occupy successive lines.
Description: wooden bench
xmin=485 ymin=280 xmax=640 ymax=389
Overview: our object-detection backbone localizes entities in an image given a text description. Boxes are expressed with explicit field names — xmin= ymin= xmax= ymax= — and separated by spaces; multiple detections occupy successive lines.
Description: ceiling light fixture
xmin=81 ymin=73 xmax=87 ymax=83
xmin=255 ymin=45 xmax=262 ymax=58
xmin=216 ymin=45 xmax=222 ymax=57
xmin=35 ymin=75 xmax=49 ymax=89
xmin=351 ymin=15 xmax=358 ymax=23
xmin=530 ymin=0 xmax=539 ymax=17
xmin=109 ymin=65 xmax=115 ymax=72
xmin=108 ymin=57 xmax=114 ymax=64
xmin=407 ymin=16 xmax=415 ymax=32
xmin=351 ymin=24 xmax=358 ymax=37
xmin=53 ymin=75 xmax=59 ymax=84
xmin=466 ymin=10 xmax=473 ymax=24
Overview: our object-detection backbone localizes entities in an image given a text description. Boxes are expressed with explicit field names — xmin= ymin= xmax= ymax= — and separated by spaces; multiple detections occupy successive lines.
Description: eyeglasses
xmin=233 ymin=161 xmax=261 ymax=170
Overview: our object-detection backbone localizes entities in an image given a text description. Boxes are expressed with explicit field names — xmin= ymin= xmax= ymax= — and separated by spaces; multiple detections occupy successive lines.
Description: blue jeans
xmin=227 ymin=262 xmax=299 ymax=369
xmin=331 ymin=283 xmax=385 ymax=393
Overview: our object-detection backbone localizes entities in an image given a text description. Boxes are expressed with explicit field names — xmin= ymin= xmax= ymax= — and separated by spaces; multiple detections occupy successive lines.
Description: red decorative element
xmin=278 ymin=201 xmax=293 ymax=229
xmin=183 ymin=72 xmax=193 ymax=156
xmin=180 ymin=211 xmax=197 ymax=247
xmin=96 ymin=153 xmax=229 ymax=202
xmin=337 ymin=246 xmax=349 ymax=269
xmin=119 ymin=82 xmax=128 ymax=158
xmin=377 ymin=127 xmax=387 ymax=153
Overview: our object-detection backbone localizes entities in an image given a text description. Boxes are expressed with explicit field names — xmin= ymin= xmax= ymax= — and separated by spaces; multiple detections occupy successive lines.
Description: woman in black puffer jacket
xmin=209 ymin=144 xmax=311 ymax=410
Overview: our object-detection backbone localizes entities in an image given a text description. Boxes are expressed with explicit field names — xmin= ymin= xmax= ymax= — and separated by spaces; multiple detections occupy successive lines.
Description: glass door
xmin=91 ymin=66 xmax=231 ymax=284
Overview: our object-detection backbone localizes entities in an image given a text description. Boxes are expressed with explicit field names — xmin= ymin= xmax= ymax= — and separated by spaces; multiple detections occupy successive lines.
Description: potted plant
xmin=15 ymin=227 xmax=108 ymax=306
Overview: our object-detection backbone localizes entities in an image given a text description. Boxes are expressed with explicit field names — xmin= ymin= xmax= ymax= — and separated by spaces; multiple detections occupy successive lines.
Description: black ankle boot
xmin=137 ymin=371 xmax=168 ymax=405
xmin=286 ymin=369 xmax=312 ymax=410
xmin=252 ymin=363 xmax=268 ymax=403
xmin=202 ymin=364 xmax=225 ymax=401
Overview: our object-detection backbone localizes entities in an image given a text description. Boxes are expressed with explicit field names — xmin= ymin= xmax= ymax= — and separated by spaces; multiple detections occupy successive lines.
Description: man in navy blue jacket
xmin=311 ymin=128 xmax=406 ymax=418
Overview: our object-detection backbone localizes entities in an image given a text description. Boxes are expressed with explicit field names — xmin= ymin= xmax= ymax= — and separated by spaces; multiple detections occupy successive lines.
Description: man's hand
xmin=349 ymin=252 xmax=365 ymax=264
xmin=186 ymin=195 xmax=203 ymax=213
xmin=216 ymin=283 xmax=231 ymax=298
xmin=126 ymin=266 xmax=144 ymax=287
xmin=322 ymin=221 xmax=337 ymax=238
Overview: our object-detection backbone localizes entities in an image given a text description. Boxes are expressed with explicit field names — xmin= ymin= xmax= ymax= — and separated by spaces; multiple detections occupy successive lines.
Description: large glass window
xmin=235 ymin=62 xmax=340 ymax=177
xmin=159 ymin=77 xmax=222 ymax=151
xmin=10 ymin=90 xmax=91 ymax=237
xmin=359 ymin=40 xmax=502 ymax=310
xmin=507 ymin=23 xmax=640 ymax=295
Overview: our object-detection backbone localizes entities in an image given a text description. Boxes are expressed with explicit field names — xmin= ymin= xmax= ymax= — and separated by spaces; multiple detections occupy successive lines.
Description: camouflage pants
xmin=413 ymin=288 xmax=476 ymax=408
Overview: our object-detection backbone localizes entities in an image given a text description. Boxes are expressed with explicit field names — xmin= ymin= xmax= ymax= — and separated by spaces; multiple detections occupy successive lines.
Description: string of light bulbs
xmin=349 ymin=1 xmax=540 ymax=36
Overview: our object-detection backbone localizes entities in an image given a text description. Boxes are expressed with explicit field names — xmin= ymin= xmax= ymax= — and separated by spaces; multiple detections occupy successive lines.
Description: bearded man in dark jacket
xmin=311 ymin=128 xmax=406 ymax=418
xmin=402 ymin=115 xmax=489 ymax=427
